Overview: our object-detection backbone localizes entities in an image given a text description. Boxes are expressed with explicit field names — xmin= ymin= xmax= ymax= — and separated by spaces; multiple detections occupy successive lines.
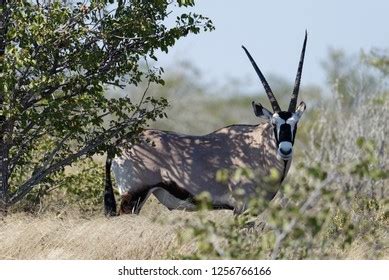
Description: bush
xmin=12 ymin=152 xmax=106 ymax=214
xmin=175 ymin=138 xmax=388 ymax=259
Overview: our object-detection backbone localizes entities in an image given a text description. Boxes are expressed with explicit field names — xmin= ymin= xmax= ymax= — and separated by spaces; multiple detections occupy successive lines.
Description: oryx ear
xmin=252 ymin=101 xmax=273 ymax=119
xmin=295 ymin=101 xmax=306 ymax=119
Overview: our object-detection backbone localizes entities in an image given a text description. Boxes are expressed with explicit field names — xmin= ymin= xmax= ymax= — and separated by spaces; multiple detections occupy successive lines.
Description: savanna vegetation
xmin=0 ymin=1 xmax=388 ymax=260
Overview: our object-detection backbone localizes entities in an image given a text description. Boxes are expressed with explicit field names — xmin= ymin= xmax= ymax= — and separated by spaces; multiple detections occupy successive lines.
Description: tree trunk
xmin=0 ymin=0 xmax=9 ymax=215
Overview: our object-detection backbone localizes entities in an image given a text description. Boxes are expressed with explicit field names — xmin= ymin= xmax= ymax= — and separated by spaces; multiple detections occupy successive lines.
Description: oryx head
xmin=242 ymin=31 xmax=307 ymax=161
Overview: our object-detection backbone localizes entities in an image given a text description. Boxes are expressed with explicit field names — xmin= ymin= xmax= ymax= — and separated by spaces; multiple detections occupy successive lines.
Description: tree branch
xmin=9 ymin=108 xmax=157 ymax=204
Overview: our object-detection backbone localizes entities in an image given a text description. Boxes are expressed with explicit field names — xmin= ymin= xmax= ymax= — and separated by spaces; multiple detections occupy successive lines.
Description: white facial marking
xmin=286 ymin=115 xmax=299 ymax=139
xmin=272 ymin=114 xmax=285 ymax=140
xmin=272 ymin=113 xmax=284 ymax=124
xmin=278 ymin=141 xmax=293 ymax=160
xmin=286 ymin=117 xmax=297 ymax=125
xmin=279 ymin=141 xmax=292 ymax=151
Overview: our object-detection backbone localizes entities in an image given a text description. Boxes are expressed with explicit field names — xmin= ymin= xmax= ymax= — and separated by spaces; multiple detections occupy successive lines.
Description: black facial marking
xmin=278 ymin=112 xmax=293 ymax=119
xmin=279 ymin=123 xmax=292 ymax=143
xmin=273 ymin=111 xmax=297 ymax=145
xmin=292 ymin=124 xmax=298 ymax=143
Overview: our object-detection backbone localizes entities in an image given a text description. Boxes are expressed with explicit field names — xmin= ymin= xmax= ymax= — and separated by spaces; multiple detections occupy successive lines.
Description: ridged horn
xmin=242 ymin=45 xmax=281 ymax=113
xmin=288 ymin=31 xmax=308 ymax=112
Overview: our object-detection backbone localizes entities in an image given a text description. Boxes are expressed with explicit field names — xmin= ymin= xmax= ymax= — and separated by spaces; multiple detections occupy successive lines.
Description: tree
xmin=321 ymin=49 xmax=381 ymax=107
xmin=0 ymin=0 xmax=214 ymax=213
xmin=364 ymin=48 xmax=389 ymax=76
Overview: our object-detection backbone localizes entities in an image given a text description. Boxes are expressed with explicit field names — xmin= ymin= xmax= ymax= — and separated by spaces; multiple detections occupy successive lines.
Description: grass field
xmin=0 ymin=199 xmax=227 ymax=259
xmin=0 ymin=195 xmax=387 ymax=260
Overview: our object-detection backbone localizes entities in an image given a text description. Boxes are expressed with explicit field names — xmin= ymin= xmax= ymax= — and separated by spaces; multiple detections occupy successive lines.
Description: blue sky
xmin=157 ymin=0 xmax=389 ymax=92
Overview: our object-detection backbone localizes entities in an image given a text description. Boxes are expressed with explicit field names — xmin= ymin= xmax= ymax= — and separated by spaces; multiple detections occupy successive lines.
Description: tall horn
xmin=242 ymin=46 xmax=281 ymax=112
xmin=288 ymin=31 xmax=308 ymax=112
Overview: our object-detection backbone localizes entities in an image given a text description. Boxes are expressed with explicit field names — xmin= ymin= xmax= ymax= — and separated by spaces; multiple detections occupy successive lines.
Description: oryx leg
xmin=118 ymin=180 xmax=194 ymax=214
xmin=152 ymin=182 xmax=197 ymax=211
xmin=119 ymin=188 xmax=151 ymax=215
xmin=112 ymin=158 xmax=161 ymax=215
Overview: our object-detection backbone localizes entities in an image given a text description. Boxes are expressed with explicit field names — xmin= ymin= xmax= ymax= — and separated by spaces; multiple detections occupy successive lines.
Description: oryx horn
xmin=288 ymin=31 xmax=308 ymax=112
xmin=242 ymin=45 xmax=281 ymax=113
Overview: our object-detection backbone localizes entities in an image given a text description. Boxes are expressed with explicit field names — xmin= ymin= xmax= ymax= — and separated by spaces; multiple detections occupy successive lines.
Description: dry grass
xmin=1 ymin=197 xmax=387 ymax=260
xmin=343 ymin=233 xmax=389 ymax=259
xmin=0 ymin=198 xmax=231 ymax=260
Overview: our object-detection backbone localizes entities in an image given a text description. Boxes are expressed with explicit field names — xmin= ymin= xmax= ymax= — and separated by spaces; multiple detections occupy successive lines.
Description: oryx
xmin=104 ymin=32 xmax=308 ymax=216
